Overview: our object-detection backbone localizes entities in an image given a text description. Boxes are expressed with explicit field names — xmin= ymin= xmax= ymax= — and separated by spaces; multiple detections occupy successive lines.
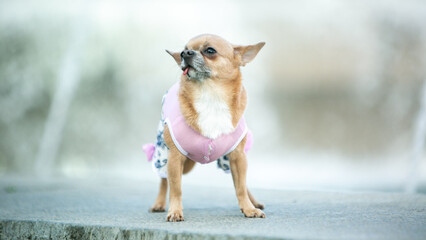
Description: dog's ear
xmin=233 ymin=42 xmax=265 ymax=66
xmin=166 ymin=50 xmax=182 ymax=66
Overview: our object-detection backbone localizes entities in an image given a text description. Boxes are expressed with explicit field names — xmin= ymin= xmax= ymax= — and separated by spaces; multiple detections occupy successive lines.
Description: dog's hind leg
xmin=248 ymin=189 xmax=264 ymax=210
xmin=149 ymin=178 xmax=168 ymax=212
xmin=183 ymin=159 xmax=196 ymax=174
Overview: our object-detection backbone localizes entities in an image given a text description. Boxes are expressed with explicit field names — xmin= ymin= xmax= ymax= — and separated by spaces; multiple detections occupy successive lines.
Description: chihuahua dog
xmin=143 ymin=34 xmax=265 ymax=222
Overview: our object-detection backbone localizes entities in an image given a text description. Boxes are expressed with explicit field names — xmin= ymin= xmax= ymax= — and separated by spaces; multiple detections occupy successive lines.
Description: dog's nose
xmin=181 ymin=50 xmax=195 ymax=58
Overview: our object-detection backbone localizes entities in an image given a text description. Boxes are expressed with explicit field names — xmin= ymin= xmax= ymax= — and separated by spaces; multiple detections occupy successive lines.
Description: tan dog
xmin=149 ymin=34 xmax=265 ymax=222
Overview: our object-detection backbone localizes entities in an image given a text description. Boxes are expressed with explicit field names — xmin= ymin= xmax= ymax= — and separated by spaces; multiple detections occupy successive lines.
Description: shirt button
xmin=204 ymin=156 xmax=209 ymax=161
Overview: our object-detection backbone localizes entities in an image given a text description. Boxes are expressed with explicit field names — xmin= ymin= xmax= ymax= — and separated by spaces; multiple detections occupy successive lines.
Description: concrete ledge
xmin=1 ymin=220 xmax=263 ymax=240
xmin=0 ymin=177 xmax=425 ymax=240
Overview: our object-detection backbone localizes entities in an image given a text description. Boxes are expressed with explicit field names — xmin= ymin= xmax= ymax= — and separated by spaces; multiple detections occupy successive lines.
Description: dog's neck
xmin=178 ymin=72 xmax=246 ymax=139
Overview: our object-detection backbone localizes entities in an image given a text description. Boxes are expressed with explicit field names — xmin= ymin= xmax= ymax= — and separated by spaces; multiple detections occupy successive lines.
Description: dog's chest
xmin=193 ymin=85 xmax=234 ymax=139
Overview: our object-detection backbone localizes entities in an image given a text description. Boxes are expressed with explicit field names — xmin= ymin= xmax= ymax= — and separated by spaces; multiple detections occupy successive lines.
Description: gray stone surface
xmin=0 ymin=177 xmax=425 ymax=240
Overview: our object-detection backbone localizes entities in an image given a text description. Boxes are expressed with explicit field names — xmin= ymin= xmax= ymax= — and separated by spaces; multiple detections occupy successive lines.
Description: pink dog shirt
xmin=163 ymin=81 xmax=248 ymax=163
xmin=143 ymin=81 xmax=252 ymax=177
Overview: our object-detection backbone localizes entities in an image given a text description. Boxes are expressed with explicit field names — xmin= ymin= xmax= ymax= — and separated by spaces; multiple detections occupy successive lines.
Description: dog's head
xmin=167 ymin=34 xmax=265 ymax=81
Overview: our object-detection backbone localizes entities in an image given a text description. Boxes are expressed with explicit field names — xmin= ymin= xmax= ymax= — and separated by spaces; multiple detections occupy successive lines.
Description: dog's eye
xmin=204 ymin=47 xmax=216 ymax=55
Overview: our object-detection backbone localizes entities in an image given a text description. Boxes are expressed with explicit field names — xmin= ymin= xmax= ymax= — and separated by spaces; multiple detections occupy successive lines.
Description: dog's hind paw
xmin=149 ymin=203 xmax=166 ymax=213
xmin=253 ymin=202 xmax=265 ymax=210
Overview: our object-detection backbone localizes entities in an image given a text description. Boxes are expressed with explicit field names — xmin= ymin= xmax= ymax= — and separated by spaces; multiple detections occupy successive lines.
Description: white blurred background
xmin=0 ymin=0 xmax=425 ymax=193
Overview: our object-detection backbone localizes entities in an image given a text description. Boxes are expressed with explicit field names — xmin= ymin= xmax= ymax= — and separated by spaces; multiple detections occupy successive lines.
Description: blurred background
xmin=1 ymin=0 xmax=425 ymax=193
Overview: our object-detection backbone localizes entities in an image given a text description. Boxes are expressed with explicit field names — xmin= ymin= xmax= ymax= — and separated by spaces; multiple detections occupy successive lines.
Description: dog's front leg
xmin=163 ymin=125 xmax=186 ymax=222
xmin=228 ymin=138 xmax=266 ymax=218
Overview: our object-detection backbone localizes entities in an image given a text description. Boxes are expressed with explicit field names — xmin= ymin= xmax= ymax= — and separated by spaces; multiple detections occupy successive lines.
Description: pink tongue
xmin=183 ymin=67 xmax=189 ymax=75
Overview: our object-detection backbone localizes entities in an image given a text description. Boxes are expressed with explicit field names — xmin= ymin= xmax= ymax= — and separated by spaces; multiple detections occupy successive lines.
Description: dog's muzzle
xmin=181 ymin=50 xmax=195 ymax=60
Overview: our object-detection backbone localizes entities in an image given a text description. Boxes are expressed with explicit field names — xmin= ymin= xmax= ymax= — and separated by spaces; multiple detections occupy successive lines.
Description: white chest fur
xmin=193 ymin=83 xmax=234 ymax=139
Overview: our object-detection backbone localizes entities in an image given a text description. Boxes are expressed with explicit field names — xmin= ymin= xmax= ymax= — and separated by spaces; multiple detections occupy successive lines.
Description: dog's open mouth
xmin=182 ymin=65 xmax=193 ymax=77
xmin=183 ymin=67 xmax=189 ymax=76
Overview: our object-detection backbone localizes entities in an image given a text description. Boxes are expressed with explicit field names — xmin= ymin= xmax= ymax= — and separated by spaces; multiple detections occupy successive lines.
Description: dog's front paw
xmin=149 ymin=203 xmax=166 ymax=212
xmin=242 ymin=208 xmax=266 ymax=218
xmin=167 ymin=209 xmax=184 ymax=222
